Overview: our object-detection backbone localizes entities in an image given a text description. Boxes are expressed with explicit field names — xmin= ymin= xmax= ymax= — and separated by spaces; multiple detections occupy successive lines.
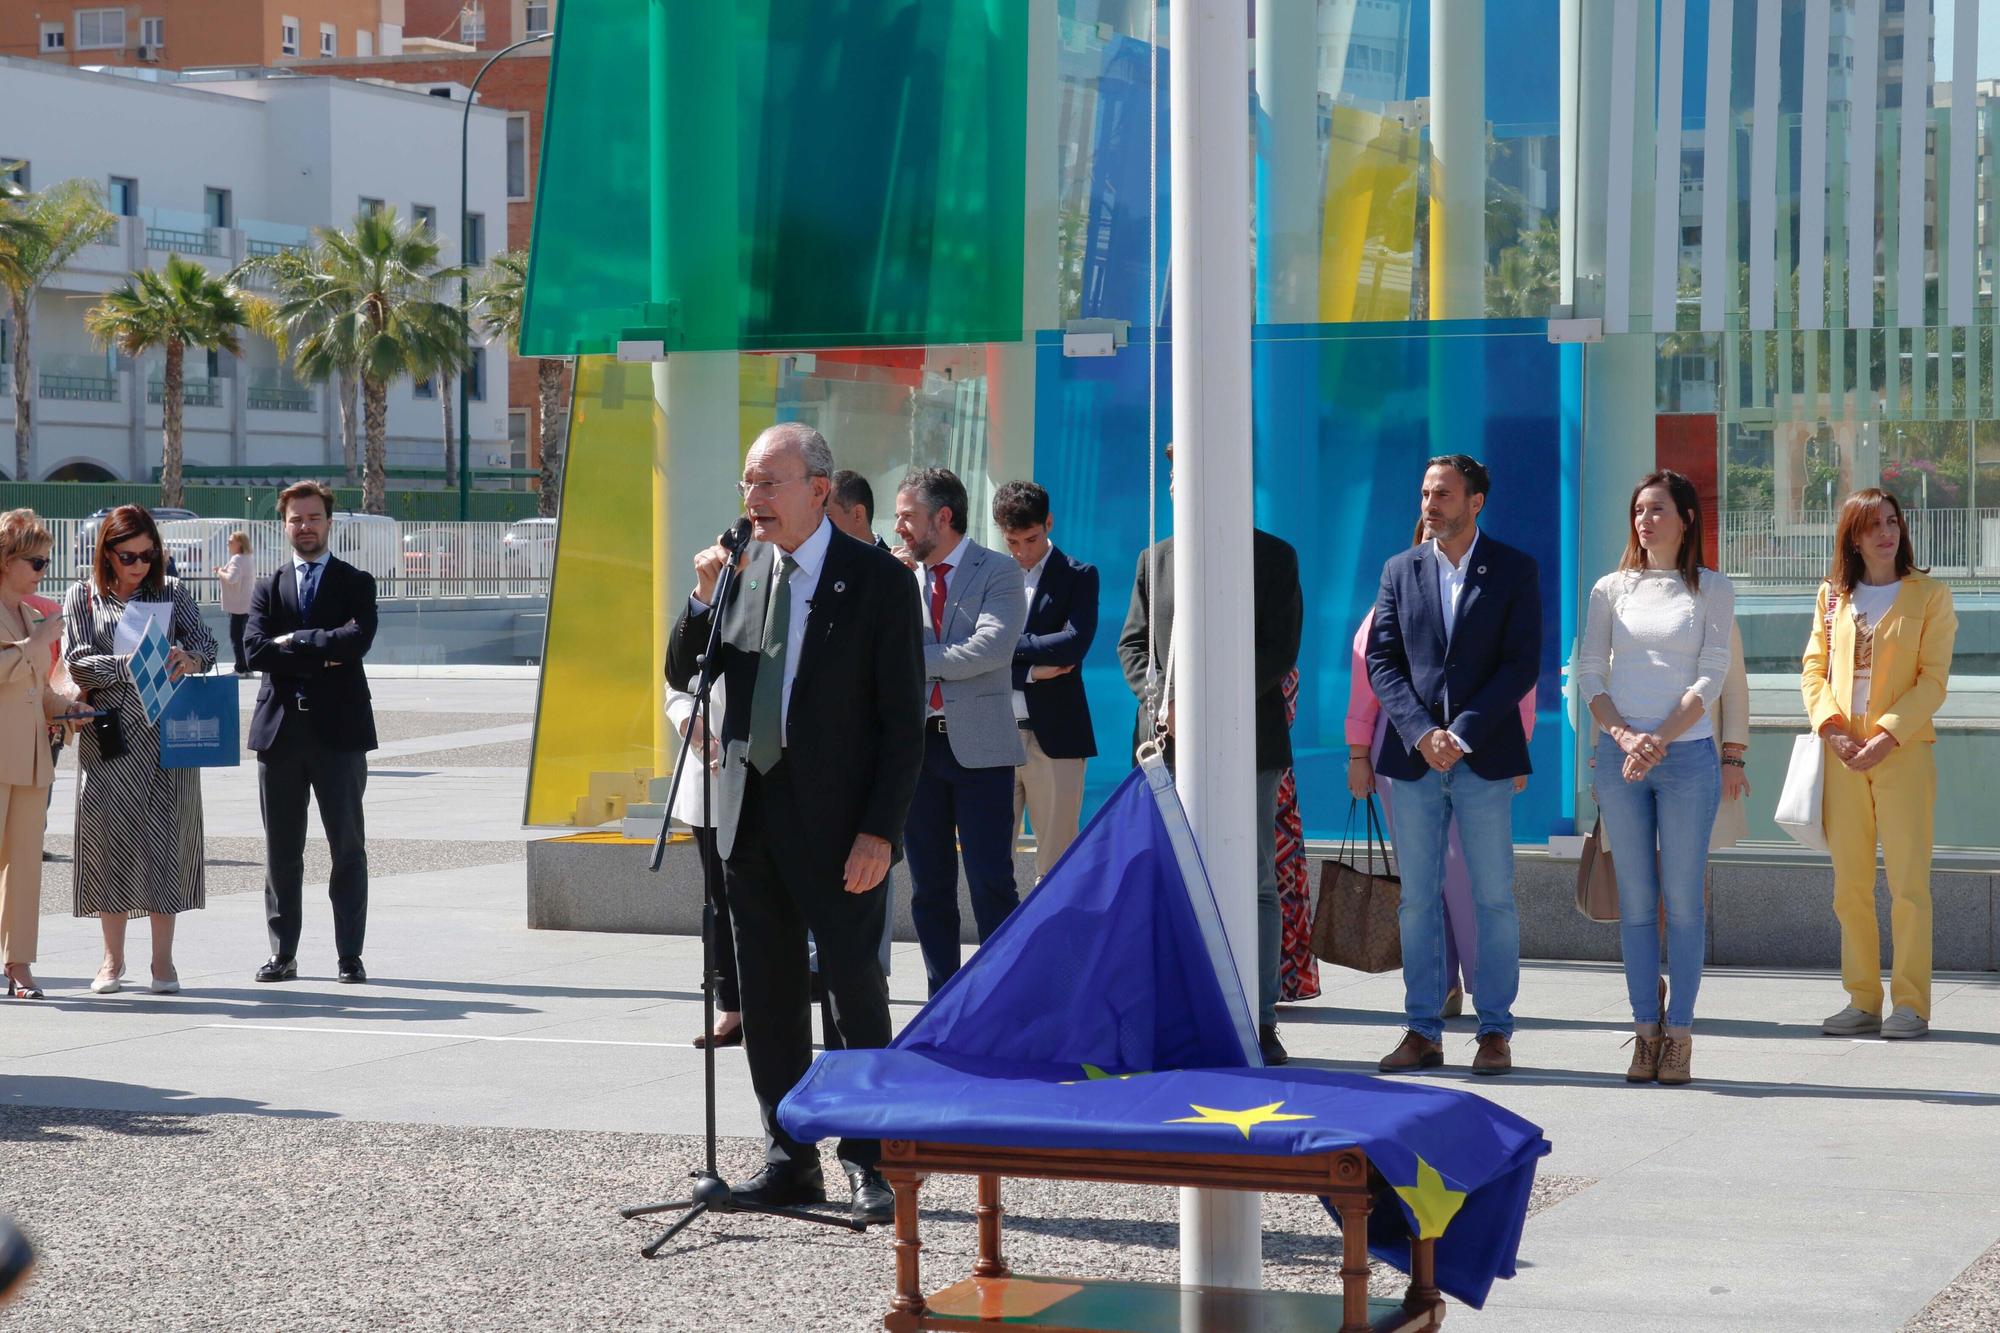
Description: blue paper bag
xmin=157 ymin=675 xmax=240 ymax=769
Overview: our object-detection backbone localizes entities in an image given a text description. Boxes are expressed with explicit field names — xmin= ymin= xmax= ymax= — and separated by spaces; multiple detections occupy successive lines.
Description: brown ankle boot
xmin=1656 ymin=1033 xmax=1693 ymax=1085
xmin=1377 ymin=1031 xmax=1444 ymax=1074
xmin=1624 ymin=1034 xmax=1661 ymax=1083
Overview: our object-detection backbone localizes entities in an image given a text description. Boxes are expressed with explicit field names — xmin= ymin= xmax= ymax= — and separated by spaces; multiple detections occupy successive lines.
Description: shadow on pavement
xmin=0 ymin=1080 xmax=336 ymax=1140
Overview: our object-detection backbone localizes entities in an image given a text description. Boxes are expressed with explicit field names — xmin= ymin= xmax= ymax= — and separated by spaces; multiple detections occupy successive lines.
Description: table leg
xmin=973 ymin=1173 xmax=1009 ymax=1279
xmin=1404 ymin=1236 xmax=1444 ymax=1326
xmin=885 ymin=1169 xmax=927 ymax=1333
xmin=1336 ymin=1194 xmax=1372 ymax=1333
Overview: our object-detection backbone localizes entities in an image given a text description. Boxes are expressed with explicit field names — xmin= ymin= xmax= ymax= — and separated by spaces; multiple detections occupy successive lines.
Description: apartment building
xmin=0 ymin=2 xmax=406 ymax=67
xmin=402 ymin=0 xmax=554 ymax=51
xmin=0 ymin=57 xmax=509 ymax=483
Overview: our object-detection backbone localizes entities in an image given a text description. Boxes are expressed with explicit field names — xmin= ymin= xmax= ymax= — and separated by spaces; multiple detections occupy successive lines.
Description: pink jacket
xmin=1347 ymin=610 xmax=1536 ymax=750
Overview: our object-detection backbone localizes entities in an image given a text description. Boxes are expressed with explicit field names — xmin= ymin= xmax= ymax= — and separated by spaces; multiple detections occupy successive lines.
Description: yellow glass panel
xmin=1317 ymin=106 xmax=1421 ymax=323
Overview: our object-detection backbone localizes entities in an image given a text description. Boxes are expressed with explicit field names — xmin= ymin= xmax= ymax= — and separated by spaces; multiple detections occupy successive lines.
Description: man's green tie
xmin=746 ymin=554 xmax=796 ymax=774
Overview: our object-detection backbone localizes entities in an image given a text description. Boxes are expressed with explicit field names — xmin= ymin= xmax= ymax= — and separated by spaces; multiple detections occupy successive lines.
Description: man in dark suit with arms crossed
xmin=245 ymin=480 xmax=379 ymax=985
xmin=669 ymin=422 xmax=923 ymax=1226
xmin=1367 ymin=454 xmax=1541 ymax=1076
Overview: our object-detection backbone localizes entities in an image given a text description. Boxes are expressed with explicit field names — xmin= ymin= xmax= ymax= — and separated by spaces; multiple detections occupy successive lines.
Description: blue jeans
xmin=1387 ymin=765 xmax=1520 ymax=1042
xmin=1592 ymin=733 xmax=1720 ymax=1028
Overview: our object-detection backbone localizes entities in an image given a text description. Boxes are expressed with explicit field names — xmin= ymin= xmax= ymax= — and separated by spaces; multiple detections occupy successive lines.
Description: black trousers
xmin=690 ymin=825 xmax=740 ymax=1013
xmin=259 ymin=716 xmax=369 ymax=961
xmin=725 ymin=758 xmax=890 ymax=1175
xmin=228 ymin=613 xmax=249 ymax=674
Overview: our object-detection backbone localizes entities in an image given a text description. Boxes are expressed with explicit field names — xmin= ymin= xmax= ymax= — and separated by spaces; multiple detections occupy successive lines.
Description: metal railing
xmin=245 ymin=238 xmax=304 ymax=258
xmin=1720 ymin=507 xmax=2000 ymax=588
xmin=247 ymin=384 xmax=315 ymax=412
xmin=145 ymin=225 xmax=220 ymax=257
xmin=39 ymin=373 xmax=118 ymax=402
xmin=41 ymin=518 xmax=551 ymax=605
xmin=148 ymin=379 xmax=219 ymax=407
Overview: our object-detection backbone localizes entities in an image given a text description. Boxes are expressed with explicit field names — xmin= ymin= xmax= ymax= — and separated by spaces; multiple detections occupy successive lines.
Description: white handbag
xmin=1774 ymin=588 xmax=1838 ymax=852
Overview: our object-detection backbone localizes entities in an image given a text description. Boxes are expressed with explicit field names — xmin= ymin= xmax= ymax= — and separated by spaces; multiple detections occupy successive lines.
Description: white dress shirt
xmin=688 ymin=516 xmax=831 ymax=747
xmin=1011 ymin=547 xmax=1052 ymax=722
xmin=1431 ymin=532 xmax=1478 ymax=751
xmin=919 ymin=539 xmax=964 ymax=720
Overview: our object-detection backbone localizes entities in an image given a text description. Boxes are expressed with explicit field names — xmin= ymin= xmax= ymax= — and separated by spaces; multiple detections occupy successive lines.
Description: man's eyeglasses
xmin=112 ymin=549 xmax=159 ymax=567
xmin=737 ymin=475 xmax=812 ymax=499
xmin=19 ymin=557 xmax=47 ymax=573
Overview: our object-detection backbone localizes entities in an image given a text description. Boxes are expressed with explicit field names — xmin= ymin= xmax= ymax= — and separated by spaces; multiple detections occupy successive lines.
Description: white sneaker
xmin=1821 ymin=1005 xmax=1881 ymax=1036
xmin=1881 ymin=1006 xmax=1929 ymax=1040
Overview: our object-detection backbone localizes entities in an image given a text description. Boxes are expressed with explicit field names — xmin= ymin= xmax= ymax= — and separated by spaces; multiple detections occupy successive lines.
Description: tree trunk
xmin=160 ymin=340 xmax=185 ymax=508
xmin=440 ymin=371 xmax=457 ymax=489
xmin=10 ymin=293 xmax=31 ymax=483
xmin=362 ymin=374 xmax=389 ymax=515
xmin=338 ymin=368 xmax=360 ymax=486
xmin=536 ymin=357 xmax=568 ymax=518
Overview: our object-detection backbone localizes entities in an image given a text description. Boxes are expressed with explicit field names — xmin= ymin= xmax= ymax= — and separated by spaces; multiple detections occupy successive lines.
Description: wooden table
xmin=879 ymin=1138 xmax=1446 ymax=1333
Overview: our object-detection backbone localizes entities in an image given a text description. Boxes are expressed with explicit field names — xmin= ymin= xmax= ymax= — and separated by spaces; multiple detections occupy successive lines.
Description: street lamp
xmin=459 ymin=29 xmax=553 ymax=521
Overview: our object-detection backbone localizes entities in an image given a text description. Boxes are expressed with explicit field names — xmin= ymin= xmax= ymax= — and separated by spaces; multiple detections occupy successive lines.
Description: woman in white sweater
xmin=1575 ymin=470 xmax=1734 ymax=1086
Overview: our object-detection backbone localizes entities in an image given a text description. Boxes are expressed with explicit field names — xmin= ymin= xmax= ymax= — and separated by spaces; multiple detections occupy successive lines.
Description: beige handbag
xmin=1311 ymin=797 xmax=1402 ymax=973
xmin=1574 ymin=817 xmax=1619 ymax=923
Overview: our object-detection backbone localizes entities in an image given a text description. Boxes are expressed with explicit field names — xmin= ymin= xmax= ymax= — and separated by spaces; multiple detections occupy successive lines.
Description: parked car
xmin=402 ymin=524 xmax=503 ymax=587
xmin=502 ymin=517 xmax=557 ymax=581
xmin=328 ymin=512 xmax=400 ymax=581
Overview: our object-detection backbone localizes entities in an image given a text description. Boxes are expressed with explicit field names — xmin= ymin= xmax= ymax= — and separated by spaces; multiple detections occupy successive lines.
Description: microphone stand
xmin=622 ymin=531 xmax=863 ymax=1256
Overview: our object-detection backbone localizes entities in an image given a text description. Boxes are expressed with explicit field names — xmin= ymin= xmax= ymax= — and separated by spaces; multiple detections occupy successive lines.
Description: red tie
xmin=928 ymin=563 xmax=952 ymax=710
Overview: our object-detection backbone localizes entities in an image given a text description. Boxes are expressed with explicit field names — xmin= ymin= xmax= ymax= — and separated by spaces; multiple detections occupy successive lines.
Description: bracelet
xmin=1720 ymin=757 xmax=1746 ymax=768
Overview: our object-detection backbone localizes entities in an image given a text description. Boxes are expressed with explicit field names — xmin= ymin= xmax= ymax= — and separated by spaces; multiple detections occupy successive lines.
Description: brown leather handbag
xmin=1311 ymin=797 xmax=1402 ymax=973
xmin=1574 ymin=817 xmax=1619 ymax=922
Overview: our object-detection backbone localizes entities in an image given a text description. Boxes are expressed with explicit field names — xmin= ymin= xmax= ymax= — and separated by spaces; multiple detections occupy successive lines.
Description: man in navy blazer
xmin=1367 ymin=454 xmax=1541 ymax=1077
xmin=992 ymin=482 xmax=1097 ymax=882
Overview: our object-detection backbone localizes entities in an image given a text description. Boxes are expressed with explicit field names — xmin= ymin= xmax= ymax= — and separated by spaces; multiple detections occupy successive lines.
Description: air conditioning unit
xmin=137 ymin=44 xmax=160 ymax=62
xmin=484 ymin=451 xmax=508 ymax=467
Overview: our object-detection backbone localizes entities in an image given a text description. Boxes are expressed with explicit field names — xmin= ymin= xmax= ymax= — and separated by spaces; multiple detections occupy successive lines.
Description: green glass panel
xmin=521 ymin=0 xmax=1028 ymax=356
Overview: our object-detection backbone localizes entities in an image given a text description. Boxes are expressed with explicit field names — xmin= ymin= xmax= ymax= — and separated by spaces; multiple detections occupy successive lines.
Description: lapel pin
xmin=833 ymin=580 xmax=846 ymax=593
xmin=1477 ymin=566 xmax=1487 ymax=575
xmin=748 ymin=579 xmax=759 ymax=591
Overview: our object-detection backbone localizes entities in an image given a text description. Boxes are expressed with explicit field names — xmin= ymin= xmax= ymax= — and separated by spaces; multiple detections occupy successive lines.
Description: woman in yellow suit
xmin=1801 ymin=488 xmax=1956 ymax=1040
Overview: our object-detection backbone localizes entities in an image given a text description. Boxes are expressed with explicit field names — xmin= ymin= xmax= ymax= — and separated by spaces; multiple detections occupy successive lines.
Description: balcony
xmin=40 ymin=373 xmax=119 ymax=402
xmin=145 ymin=225 xmax=220 ymax=258
xmin=248 ymin=383 xmax=315 ymax=412
xmin=148 ymin=378 xmax=219 ymax=407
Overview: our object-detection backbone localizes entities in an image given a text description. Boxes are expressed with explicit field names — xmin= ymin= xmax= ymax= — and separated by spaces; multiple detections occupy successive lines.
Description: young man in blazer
xmin=992 ymin=481 xmax=1097 ymax=883
xmin=669 ymin=423 xmax=923 ymax=1227
xmin=1367 ymin=454 xmax=1542 ymax=1077
xmin=893 ymin=468 xmax=1029 ymax=996
xmin=244 ymin=481 xmax=379 ymax=985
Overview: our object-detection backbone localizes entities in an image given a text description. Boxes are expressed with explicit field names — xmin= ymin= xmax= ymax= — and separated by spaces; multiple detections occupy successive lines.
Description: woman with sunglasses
xmin=63 ymin=505 xmax=217 ymax=995
xmin=0 ymin=510 xmax=78 ymax=999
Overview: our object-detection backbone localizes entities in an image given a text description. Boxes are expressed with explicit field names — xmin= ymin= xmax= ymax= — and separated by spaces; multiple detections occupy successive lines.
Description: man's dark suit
xmin=243 ymin=555 xmax=379 ymax=963
xmin=1365 ymin=534 xmax=1541 ymax=783
xmin=1116 ymin=531 xmax=1303 ymax=770
xmin=1012 ymin=545 xmax=1098 ymax=761
xmin=667 ymin=523 xmax=923 ymax=1174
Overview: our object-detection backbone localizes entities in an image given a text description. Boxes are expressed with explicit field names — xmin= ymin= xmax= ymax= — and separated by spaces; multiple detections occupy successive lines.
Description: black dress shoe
xmin=733 ymin=1164 xmax=826 ymax=1209
xmin=1259 ymin=1023 xmax=1289 ymax=1066
xmin=847 ymin=1167 xmax=895 ymax=1227
xmin=337 ymin=957 xmax=367 ymax=984
xmin=256 ymin=957 xmax=298 ymax=983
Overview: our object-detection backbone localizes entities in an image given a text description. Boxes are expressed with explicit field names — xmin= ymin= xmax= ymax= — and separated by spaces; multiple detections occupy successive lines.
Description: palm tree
xmin=477 ymin=249 xmax=569 ymax=518
xmin=235 ymin=240 xmax=362 ymax=486
xmin=85 ymin=256 xmax=247 ymax=508
xmin=0 ymin=177 xmax=115 ymax=482
xmin=253 ymin=208 xmax=469 ymax=513
xmin=0 ymin=171 xmax=47 ymax=292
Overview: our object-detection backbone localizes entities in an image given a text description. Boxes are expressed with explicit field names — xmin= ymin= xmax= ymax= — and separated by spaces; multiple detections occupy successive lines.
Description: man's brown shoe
xmin=1377 ymin=1031 xmax=1443 ymax=1074
xmin=1471 ymin=1032 xmax=1512 ymax=1076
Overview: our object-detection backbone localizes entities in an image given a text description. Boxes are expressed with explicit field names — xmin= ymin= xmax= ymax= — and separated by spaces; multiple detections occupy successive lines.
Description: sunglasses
xmin=112 ymin=549 xmax=159 ymax=567
xmin=18 ymin=557 xmax=47 ymax=573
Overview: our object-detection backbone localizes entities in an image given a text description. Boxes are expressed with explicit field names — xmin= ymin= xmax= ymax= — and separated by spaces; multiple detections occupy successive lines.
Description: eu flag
xmin=781 ymin=759 xmax=1551 ymax=1309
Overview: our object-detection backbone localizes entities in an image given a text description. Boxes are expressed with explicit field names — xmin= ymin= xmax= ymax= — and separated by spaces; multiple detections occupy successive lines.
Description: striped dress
xmin=63 ymin=578 xmax=216 ymax=918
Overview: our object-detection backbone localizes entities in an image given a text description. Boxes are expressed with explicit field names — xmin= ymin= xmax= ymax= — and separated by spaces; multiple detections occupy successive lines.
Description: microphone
xmin=719 ymin=516 xmax=753 ymax=553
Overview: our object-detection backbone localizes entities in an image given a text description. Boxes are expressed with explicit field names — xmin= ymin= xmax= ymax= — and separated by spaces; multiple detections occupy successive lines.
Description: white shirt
xmin=919 ymin=537 xmax=965 ymax=719
xmin=1847 ymin=580 xmax=1902 ymax=719
xmin=688 ymin=516 xmax=831 ymax=747
xmin=291 ymin=552 xmax=329 ymax=612
xmin=1011 ymin=547 xmax=1052 ymax=722
xmin=1575 ymin=566 xmax=1736 ymax=740
xmin=1433 ymin=532 xmax=1478 ymax=650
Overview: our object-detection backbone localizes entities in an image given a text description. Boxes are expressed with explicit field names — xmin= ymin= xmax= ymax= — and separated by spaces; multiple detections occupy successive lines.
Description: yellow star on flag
xmin=1391 ymin=1157 xmax=1467 ymax=1240
xmin=1165 ymin=1101 xmax=1313 ymax=1140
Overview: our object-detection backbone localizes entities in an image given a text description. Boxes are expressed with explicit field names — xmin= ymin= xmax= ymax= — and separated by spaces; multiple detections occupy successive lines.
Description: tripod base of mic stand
xmin=621 ymin=1171 xmax=866 ymax=1257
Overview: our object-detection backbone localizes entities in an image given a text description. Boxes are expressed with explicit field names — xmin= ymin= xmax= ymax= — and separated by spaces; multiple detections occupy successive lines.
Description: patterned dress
xmin=1277 ymin=668 xmax=1320 ymax=1002
xmin=63 ymin=578 xmax=216 ymax=918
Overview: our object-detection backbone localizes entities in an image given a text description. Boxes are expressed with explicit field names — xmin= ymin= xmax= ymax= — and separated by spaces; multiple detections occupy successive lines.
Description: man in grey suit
xmin=893 ymin=468 xmax=1029 ymax=994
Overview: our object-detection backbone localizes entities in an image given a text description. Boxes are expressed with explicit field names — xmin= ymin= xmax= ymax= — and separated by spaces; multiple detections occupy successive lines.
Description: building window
xmin=2 ymin=161 xmax=27 ymax=190
xmin=468 ymin=347 xmax=487 ymax=402
xmin=40 ymin=23 xmax=66 ymax=51
xmin=414 ymin=377 xmax=436 ymax=399
xmin=140 ymin=16 xmax=163 ymax=49
xmin=357 ymin=29 xmax=373 ymax=56
xmin=109 ymin=176 xmax=138 ymax=217
xmin=1681 ymin=224 xmax=1702 ymax=247
xmin=281 ymin=16 xmax=300 ymax=56
xmin=320 ymin=24 xmax=337 ymax=57
xmin=461 ymin=3 xmax=485 ymax=44
xmin=359 ymin=196 xmax=385 ymax=218
xmin=464 ymin=212 xmax=485 ymax=265
xmin=75 ymin=8 xmax=125 ymax=50
xmin=506 ymin=115 xmax=529 ymax=199
xmin=204 ymin=187 xmax=231 ymax=230
xmin=510 ymin=410 xmax=529 ymax=469
xmin=1884 ymin=34 xmax=1903 ymax=61
xmin=525 ymin=2 xmax=553 ymax=36
xmin=412 ymin=204 xmax=437 ymax=233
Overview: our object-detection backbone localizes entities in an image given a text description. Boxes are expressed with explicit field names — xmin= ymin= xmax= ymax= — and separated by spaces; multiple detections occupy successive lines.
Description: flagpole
xmin=1170 ymin=0 xmax=1263 ymax=1291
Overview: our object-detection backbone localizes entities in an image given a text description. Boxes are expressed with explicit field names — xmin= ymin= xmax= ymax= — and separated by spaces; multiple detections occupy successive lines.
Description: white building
xmin=0 ymin=57 xmax=509 ymax=484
